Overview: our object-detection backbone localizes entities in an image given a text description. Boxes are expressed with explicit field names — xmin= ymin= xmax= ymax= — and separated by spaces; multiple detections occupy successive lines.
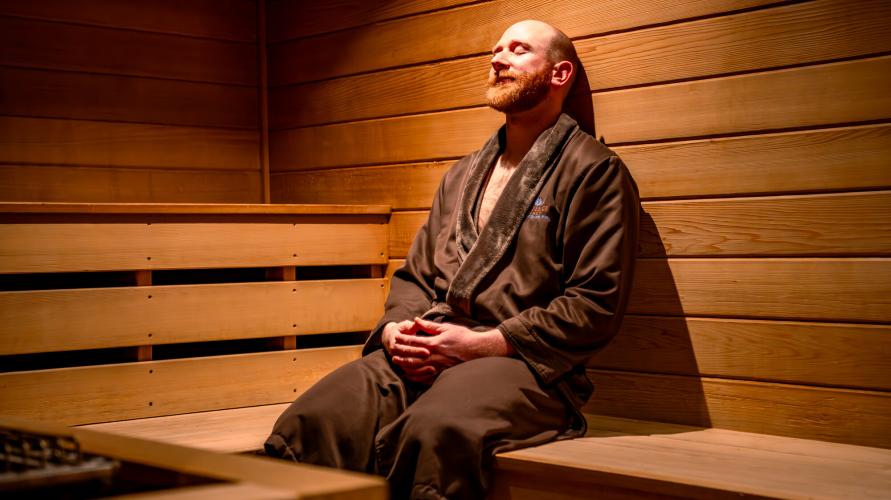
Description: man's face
xmin=486 ymin=22 xmax=555 ymax=113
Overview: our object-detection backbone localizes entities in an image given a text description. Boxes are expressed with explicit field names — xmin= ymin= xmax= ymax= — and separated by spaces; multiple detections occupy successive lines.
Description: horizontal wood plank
xmin=0 ymin=346 xmax=361 ymax=425
xmin=272 ymin=0 xmax=891 ymax=128
xmin=585 ymin=369 xmax=891 ymax=448
xmin=387 ymin=191 xmax=891 ymax=258
xmin=0 ymin=279 xmax=385 ymax=355
xmin=267 ymin=0 xmax=480 ymax=42
xmin=0 ymin=67 xmax=257 ymax=129
xmin=630 ymin=258 xmax=891 ymax=323
xmin=272 ymin=57 xmax=891 ymax=169
xmin=0 ymin=166 xmax=261 ymax=203
xmin=0 ymin=117 xmax=259 ymax=170
xmin=271 ymin=124 xmax=891 ymax=205
xmin=269 ymin=0 xmax=781 ymax=85
xmin=271 ymin=161 xmax=453 ymax=208
xmin=0 ymin=221 xmax=387 ymax=273
xmin=590 ymin=315 xmax=891 ymax=390
xmin=0 ymin=202 xmax=390 ymax=215
xmin=0 ymin=16 xmax=256 ymax=85
xmin=0 ymin=0 xmax=257 ymax=42
xmin=597 ymin=56 xmax=891 ymax=144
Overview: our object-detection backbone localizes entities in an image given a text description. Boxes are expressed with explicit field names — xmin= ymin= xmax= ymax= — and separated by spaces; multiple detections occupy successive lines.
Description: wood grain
xmin=0 ymin=346 xmax=362 ymax=425
xmin=269 ymin=0 xmax=782 ymax=85
xmin=387 ymin=191 xmax=891 ymax=258
xmin=267 ymin=0 xmax=481 ymax=42
xmin=271 ymin=57 xmax=891 ymax=169
xmin=271 ymin=124 xmax=891 ymax=205
xmin=629 ymin=258 xmax=891 ymax=323
xmin=0 ymin=67 xmax=257 ymax=129
xmin=590 ymin=315 xmax=891 ymax=390
xmin=0 ymin=16 xmax=256 ymax=85
xmin=585 ymin=369 xmax=891 ymax=448
xmin=0 ymin=117 xmax=259 ymax=170
xmin=0 ymin=0 xmax=257 ymax=41
xmin=0 ymin=221 xmax=387 ymax=273
xmin=0 ymin=202 xmax=389 ymax=215
xmin=596 ymin=56 xmax=891 ymax=144
xmin=271 ymin=0 xmax=891 ymax=128
xmin=0 ymin=279 xmax=385 ymax=355
xmin=0 ymin=166 xmax=262 ymax=203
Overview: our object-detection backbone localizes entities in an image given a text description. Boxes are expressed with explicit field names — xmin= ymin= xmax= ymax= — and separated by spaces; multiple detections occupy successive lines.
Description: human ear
xmin=551 ymin=60 xmax=574 ymax=88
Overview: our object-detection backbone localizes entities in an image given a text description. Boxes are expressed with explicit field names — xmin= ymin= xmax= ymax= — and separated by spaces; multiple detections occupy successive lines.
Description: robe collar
xmin=428 ymin=113 xmax=580 ymax=320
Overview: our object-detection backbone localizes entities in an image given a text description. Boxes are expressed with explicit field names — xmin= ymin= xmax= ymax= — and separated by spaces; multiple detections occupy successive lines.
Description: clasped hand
xmin=381 ymin=317 xmax=514 ymax=383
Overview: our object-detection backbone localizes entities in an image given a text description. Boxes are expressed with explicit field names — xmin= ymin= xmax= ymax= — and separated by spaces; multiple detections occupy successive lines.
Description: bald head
xmin=505 ymin=20 xmax=576 ymax=66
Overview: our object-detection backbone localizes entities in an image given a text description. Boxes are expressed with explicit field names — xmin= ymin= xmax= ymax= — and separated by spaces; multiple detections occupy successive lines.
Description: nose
xmin=491 ymin=52 xmax=509 ymax=72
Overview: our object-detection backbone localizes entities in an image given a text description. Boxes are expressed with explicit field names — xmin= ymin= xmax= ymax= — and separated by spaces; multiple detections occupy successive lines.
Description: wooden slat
xmin=0 ymin=279 xmax=386 ymax=355
xmin=496 ymin=422 xmax=891 ymax=499
xmin=0 ymin=0 xmax=257 ymax=42
xmin=272 ymin=0 xmax=891 ymax=129
xmin=0 ymin=67 xmax=257 ymax=129
xmin=271 ymin=57 xmax=891 ymax=169
xmin=108 ymin=484 xmax=297 ymax=500
xmin=269 ymin=0 xmax=782 ymax=85
xmin=597 ymin=56 xmax=891 ymax=144
xmin=0 ymin=346 xmax=361 ymax=425
xmin=267 ymin=0 xmax=480 ymax=42
xmin=0 ymin=117 xmax=259 ymax=170
xmin=630 ymin=258 xmax=891 ymax=323
xmin=590 ymin=315 xmax=891 ymax=390
xmin=271 ymin=124 xmax=891 ymax=204
xmin=271 ymin=161 xmax=453 ymax=208
xmin=584 ymin=369 xmax=891 ymax=448
xmin=388 ymin=191 xmax=891 ymax=258
xmin=0 ymin=16 xmax=256 ymax=85
xmin=0 ymin=221 xmax=388 ymax=273
xmin=0 ymin=202 xmax=390 ymax=215
xmin=82 ymin=403 xmax=289 ymax=453
xmin=1 ymin=416 xmax=387 ymax=500
xmin=270 ymin=107 xmax=500 ymax=171
xmin=0 ymin=166 xmax=262 ymax=203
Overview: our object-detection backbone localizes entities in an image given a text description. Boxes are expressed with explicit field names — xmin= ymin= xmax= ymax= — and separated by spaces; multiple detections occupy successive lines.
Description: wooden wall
xmin=0 ymin=0 xmax=263 ymax=203
xmin=267 ymin=0 xmax=891 ymax=448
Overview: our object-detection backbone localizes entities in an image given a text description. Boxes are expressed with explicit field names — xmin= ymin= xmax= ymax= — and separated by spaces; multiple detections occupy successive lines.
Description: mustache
xmin=488 ymin=70 xmax=519 ymax=86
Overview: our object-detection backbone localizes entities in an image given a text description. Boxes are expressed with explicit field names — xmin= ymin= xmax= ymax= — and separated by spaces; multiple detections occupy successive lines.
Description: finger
xmin=400 ymin=364 xmax=436 ymax=376
xmin=393 ymin=333 xmax=433 ymax=351
xmin=392 ymin=355 xmax=432 ymax=369
xmin=390 ymin=343 xmax=430 ymax=358
xmin=413 ymin=317 xmax=446 ymax=332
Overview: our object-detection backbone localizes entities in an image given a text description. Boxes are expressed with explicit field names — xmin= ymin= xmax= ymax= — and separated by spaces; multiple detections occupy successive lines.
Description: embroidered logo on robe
xmin=527 ymin=196 xmax=550 ymax=221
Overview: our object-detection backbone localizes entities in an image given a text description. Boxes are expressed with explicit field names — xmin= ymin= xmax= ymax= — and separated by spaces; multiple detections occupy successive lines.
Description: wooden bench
xmin=2 ymin=202 xmax=890 ymax=499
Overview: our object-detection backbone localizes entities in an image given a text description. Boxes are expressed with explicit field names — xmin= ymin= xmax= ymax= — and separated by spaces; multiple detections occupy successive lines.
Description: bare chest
xmin=477 ymin=158 xmax=517 ymax=232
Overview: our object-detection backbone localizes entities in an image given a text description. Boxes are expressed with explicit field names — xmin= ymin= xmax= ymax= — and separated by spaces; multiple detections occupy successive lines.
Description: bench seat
xmin=82 ymin=409 xmax=891 ymax=499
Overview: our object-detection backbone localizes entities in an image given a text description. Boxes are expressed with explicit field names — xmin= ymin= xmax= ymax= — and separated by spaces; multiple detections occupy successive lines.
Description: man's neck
xmin=500 ymin=103 xmax=562 ymax=167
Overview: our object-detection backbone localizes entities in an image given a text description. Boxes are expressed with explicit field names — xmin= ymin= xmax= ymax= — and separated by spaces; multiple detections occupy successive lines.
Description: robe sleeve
xmin=496 ymin=155 xmax=640 ymax=385
xmin=362 ymin=175 xmax=448 ymax=355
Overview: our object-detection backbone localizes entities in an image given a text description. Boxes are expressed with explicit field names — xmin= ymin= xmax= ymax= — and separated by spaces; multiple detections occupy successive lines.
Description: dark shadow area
xmin=583 ymin=185 xmax=712 ymax=433
xmin=562 ymin=62 xmax=596 ymax=139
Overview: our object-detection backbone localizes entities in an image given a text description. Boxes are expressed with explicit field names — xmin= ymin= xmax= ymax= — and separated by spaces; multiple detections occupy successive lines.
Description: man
xmin=265 ymin=20 xmax=640 ymax=499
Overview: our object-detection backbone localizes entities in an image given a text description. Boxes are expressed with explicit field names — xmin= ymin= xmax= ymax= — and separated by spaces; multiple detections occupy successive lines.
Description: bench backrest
xmin=0 ymin=203 xmax=389 ymax=425
xmin=265 ymin=1 xmax=891 ymax=449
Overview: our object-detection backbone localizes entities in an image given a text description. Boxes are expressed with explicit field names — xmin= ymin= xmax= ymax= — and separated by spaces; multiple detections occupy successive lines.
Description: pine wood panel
xmin=0 ymin=67 xmax=257 ymax=129
xmin=267 ymin=0 xmax=481 ymax=42
xmin=271 ymin=124 xmax=891 ymax=205
xmin=598 ymin=56 xmax=891 ymax=144
xmin=271 ymin=0 xmax=891 ymax=129
xmin=271 ymin=57 xmax=891 ymax=169
xmin=0 ymin=345 xmax=360 ymax=425
xmin=270 ymin=107 xmax=500 ymax=171
xmin=269 ymin=0 xmax=782 ymax=85
xmin=0 ymin=221 xmax=387 ymax=273
xmin=387 ymin=191 xmax=891 ymax=258
xmin=0 ymin=17 xmax=256 ymax=85
xmin=497 ymin=422 xmax=891 ymax=498
xmin=0 ymin=166 xmax=261 ymax=203
xmin=629 ymin=258 xmax=891 ymax=323
xmin=82 ymin=403 xmax=290 ymax=453
xmin=0 ymin=279 xmax=385 ymax=355
xmin=584 ymin=369 xmax=891 ymax=448
xmin=0 ymin=0 xmax=257 ymax=42
xmin=0 ymin=117 xmax=260 ymax=170
xmin=0 ymin=203 xmax=390 ymax=215
xmin=590 ymin=315 xmax=891 ymax=391
xmin=271 ymin=161 xmax=453 ymax=208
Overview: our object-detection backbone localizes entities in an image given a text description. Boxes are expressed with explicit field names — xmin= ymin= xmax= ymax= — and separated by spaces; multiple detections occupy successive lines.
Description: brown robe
xmin=265 ymin=113 xmax=641 ymax=499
